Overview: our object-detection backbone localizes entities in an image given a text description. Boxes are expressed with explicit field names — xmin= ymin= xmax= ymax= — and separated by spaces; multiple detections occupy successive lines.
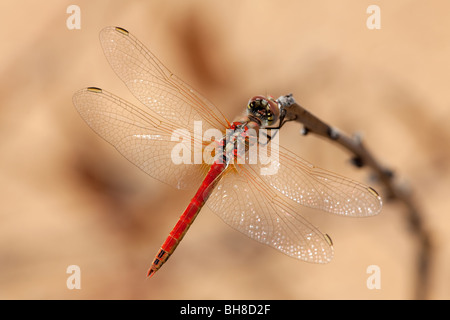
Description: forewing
xmin=255 ymin=140 xmax=382 ymax=217
xmin=99 ymin=26 xmax=229 ymax=133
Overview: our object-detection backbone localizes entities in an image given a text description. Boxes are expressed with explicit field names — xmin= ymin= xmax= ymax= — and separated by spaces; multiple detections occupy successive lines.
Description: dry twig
xmin=277 ymin=94 xmax=431 ymax=299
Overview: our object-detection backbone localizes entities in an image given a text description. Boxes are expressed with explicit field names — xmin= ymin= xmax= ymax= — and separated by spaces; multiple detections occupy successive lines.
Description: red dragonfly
xmin=73 ymin=26 xmax=382 ymax=278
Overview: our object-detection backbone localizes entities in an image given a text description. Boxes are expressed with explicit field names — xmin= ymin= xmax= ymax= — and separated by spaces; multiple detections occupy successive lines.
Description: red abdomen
xmin=147 ymin=161 xmax=227 ymax=278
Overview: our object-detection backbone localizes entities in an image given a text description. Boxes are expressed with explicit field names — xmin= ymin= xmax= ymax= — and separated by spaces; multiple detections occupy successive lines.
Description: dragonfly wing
xmin=254 ymin=140 xmax=382 ymax=217
xmin=73 ymin=87 xmax=209 ymax=190
xmin=206 ymin=165 xmax=334 ymax=263
xmin=99 ymin=26 xmax=229 ymax=133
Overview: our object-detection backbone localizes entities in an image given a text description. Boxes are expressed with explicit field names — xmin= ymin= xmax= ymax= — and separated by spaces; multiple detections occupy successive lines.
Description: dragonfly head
xmin=247 ymin=96 xmax=280 ymax=126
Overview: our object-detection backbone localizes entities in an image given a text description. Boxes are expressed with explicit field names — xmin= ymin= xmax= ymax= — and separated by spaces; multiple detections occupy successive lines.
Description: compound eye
xmin=247 ymin=96 xmax=280 ymax=125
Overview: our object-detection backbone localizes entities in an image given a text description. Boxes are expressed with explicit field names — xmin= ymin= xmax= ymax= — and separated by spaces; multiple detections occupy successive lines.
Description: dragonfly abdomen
xmin=147 ymin=161 xmax=227 ymax=278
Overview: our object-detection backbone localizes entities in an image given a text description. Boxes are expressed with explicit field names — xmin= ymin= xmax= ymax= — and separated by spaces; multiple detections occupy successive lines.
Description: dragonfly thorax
xmin=215 ymin=122 xmax=259 ymax=165
xmin=247 ymin=95 xmax=280 ymax=126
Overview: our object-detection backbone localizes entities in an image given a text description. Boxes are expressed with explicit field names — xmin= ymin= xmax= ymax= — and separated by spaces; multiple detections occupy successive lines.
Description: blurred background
xmin=1 ymin=0 xmax=449 ymax=299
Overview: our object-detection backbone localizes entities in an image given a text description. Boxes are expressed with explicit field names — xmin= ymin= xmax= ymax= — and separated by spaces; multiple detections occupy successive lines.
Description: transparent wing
xmin=243 ymin=138 xmax=382 ymax=217
xmin=207 ymin=165 xmax=334 ymax=263
xmin=73 ymin=87 xmax=210 ymax=190
xmin=205 ymin=138 xmax=381 ymax=261
xmin=99 ymin=26 xmax=230 ymax=133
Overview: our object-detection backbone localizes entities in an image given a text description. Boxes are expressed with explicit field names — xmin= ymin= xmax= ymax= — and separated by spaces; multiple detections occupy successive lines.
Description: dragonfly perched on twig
xmin=73 ymin=26 xmax=382 ymax=278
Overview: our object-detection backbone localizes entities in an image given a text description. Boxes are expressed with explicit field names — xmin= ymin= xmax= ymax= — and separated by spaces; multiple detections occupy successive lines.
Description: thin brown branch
xmin=277 ymin=94 xmax=432 ymax=300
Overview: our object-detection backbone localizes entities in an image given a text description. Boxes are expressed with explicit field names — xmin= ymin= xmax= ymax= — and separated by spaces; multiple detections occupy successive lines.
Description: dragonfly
xmin=73 ymin=26 xmax=382 ymax=278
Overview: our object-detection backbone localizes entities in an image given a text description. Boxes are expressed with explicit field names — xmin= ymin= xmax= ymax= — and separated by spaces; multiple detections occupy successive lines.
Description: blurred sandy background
xmin=1 ymin=0 xmax=449 ymax=299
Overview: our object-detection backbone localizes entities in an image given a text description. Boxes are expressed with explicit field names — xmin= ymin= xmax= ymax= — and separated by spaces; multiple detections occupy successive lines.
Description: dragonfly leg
xmin=258 ymin=108 xmax=298 ymax=146
xmin=258 ymin=129 xmax=278 ymax=146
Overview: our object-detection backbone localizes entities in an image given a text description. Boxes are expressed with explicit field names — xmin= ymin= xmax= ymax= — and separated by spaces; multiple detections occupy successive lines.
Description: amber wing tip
xmin=114 ymin=26 xmax=129 ymax=35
